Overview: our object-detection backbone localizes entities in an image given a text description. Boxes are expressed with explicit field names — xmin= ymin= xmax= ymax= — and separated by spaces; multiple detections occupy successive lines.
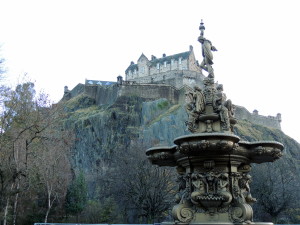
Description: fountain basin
xmin=174 ymin=133 xmax=240 ymax=155
xmin=238 ymin=141 xmax=284 ymax=163
xmin=146 ymin=145 xmax=177 ymax=166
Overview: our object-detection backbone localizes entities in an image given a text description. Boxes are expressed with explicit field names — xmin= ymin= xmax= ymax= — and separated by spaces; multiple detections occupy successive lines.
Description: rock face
xmin=64 ymin=94 xmax=144 ymax=172
xmin=63 ymin=93 xmax=300 ymax=174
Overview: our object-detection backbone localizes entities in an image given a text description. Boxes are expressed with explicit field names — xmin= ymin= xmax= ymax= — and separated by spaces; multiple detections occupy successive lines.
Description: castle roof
xmin=85 ymin=80 xmax=116 ymax=86
xmin=125 ymin=63 xmax=138 ymax=74
xmin=125 ymin=50 xmax=192 ymax=73
xmin=150 ymin=51 xmax=190 ymax=66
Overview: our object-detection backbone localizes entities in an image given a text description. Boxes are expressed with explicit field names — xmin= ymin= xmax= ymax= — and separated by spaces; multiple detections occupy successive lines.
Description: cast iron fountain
xmin=146 ymin=21 xmax=284 ymax=225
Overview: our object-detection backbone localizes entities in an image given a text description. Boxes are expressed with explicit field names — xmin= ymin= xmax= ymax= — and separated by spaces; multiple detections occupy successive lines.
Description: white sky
xmin=1 ymin=0 xmax=300 ymax=143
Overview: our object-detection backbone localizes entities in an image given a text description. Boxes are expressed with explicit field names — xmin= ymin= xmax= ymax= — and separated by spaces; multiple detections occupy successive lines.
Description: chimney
xmin=189 ymin=45 xmax=193 ymax=51
xmin=163 ymin=53 xmax=166 ymax=57
xmin=151 ymin=55 xmax=156 ymax=60
xmin=130 ymin=61 xmax=134 ymax=65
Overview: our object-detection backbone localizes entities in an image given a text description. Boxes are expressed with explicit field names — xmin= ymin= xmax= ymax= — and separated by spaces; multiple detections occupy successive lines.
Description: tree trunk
xmin=3 ymin=182 xmax=15 ymax=225
xmin=44 ymin=189 xmax=52 ymax=223
xmin=13 ymin=192 xmax=19 ymax=225
xmin=45 ymin=208 xmax=50 ymax=223
xmin=3 ymin=197 xmax=10 ymax=225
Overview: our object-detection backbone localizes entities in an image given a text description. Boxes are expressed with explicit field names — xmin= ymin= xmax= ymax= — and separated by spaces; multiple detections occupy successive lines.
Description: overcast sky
xmin=1 ymin=0 xmax=300 ymax=143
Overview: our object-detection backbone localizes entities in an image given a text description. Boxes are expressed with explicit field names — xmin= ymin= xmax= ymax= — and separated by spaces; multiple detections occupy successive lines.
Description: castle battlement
xmin=235 ymin=106 xmax=281 ymax=130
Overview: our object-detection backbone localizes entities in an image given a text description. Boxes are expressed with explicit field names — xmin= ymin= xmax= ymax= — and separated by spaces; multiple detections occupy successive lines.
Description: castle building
xmin=125 ymin=45 xmax=205 ymax=88
xmin=62 ymin=45 xmax=282 ymax=130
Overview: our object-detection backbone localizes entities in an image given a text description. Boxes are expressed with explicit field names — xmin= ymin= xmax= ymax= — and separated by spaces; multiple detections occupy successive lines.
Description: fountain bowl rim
xmin=174 ymin=132 xmax=240 ymax=145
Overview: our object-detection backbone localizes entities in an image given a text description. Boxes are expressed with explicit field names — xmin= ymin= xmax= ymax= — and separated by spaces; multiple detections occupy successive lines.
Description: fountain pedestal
xmin=147 ymin=133 xmax=283 ymax=224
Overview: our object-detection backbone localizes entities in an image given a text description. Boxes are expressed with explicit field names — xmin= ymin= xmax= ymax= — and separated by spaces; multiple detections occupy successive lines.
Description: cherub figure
xmin=185 ymin=86 xmax=206 ymax=132
xmin=239 ymin=174 xmax=257 ymax=203
xmin=213 ymin=84 xmax=231 ymax=130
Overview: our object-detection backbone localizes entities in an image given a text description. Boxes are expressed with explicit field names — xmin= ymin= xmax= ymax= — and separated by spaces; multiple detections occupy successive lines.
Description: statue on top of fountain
xmin=186 ymin=20 xmax=236 ymax=134
xmin=198 ymin=19 xmax=217 ymax=79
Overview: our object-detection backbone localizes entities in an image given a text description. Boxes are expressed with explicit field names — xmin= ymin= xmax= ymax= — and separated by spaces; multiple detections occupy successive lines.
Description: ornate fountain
xmin=146 ymin=20 xmax=284 ymax=225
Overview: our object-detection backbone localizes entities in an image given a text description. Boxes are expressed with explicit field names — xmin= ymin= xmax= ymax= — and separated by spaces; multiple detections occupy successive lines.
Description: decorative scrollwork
xmin=172 ymin=204 xmax=194 ymax=223
xmin=229 ymin=203 xmax=253 ymax=223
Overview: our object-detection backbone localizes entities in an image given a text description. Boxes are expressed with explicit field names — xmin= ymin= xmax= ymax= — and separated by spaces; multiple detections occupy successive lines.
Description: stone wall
xmin=62 ymin=83 xmax=85 ymax=101
xmin=67 ymin=82 xmax=182 ymax=105
xmin=85 ymin=84 xmax=119 ymax=106
xmin=235 ymin=105 xmax=281 ymax=130
xmin=118 ymin=83 xmax=180 ymax=104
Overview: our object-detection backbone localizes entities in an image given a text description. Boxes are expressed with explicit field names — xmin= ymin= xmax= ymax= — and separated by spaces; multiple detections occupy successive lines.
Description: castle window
xmin=157 ymin=63 xmax=160 ymax=70
xmin=179 ymin=57 xmax=182 ymax=64
xmin=134 ymin=69 xmax=137 ymax=75
xmin=164 ymin=61 xmax=167 ymax=67
xmin=129 ymin=71 xmax=132 ymax=76
xmin=171 ymin=59 xmax=174 ymax=66
xmin=141 ymin=67 xmax=145 ymax=74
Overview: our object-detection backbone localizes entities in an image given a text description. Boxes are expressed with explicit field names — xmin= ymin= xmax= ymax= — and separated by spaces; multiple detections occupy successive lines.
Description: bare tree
xmin=251 ymin=156 xmax=300 ymax=223
xmin=0 ymin=81 xmax=73 ymax=224
xmin=0 ymin=82 xmax=41 ymax=225
xmin=109 ymin=142 xmax=176 ymax=223
xmin=30 ymin=122 xmax=73 ymax=223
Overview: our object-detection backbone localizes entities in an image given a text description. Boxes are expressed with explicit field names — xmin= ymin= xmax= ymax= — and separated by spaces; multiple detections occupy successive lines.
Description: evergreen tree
xmin=65 ymin=171 xmax=88 ymax=219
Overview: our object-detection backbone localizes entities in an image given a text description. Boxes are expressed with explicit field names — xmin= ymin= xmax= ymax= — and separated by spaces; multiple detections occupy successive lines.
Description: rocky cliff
xmin=63 ymin=93 xmax=300 ymax=171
